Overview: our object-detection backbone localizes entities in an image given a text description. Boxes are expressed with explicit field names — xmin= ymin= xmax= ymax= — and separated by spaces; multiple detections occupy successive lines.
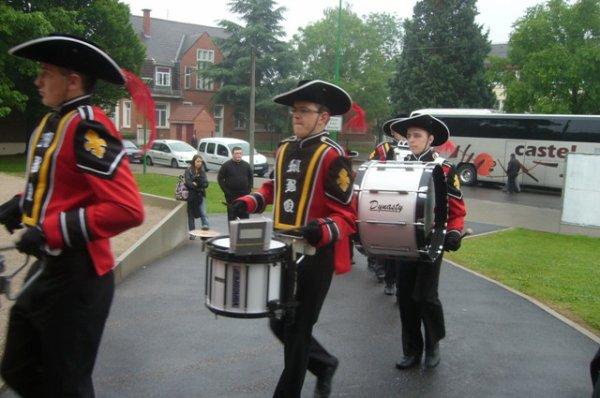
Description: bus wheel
xmin=458 ymin=164 xmax=477 ymax=186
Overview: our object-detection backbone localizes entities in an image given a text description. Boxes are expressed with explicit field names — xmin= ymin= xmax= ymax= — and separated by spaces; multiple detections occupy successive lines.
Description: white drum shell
xmin=355 ymin=161 xmax=443 ymax=259
xmin=206 ymin=238 xmax=284 ymax=317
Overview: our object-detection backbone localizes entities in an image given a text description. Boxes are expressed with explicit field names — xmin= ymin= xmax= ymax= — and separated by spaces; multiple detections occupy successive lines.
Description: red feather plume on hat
xmin=343 ymin=103 xmax=367 ymax=133
xmin=122 ymin=69 xmax=156 ymax=151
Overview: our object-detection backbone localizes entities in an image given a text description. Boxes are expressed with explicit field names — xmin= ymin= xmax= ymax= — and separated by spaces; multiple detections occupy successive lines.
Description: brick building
xmin=114 ymin=9 xmax=231 ymax=145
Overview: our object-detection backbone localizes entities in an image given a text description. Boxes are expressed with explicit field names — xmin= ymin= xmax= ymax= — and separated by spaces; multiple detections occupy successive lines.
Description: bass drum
xmin=354 ymin=160 xmax=448 ymax=262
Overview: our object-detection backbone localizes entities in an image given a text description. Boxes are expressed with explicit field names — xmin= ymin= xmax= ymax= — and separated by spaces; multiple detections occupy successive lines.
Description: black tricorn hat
xmin=273 ymin=79 xmax=352 ymax=116
xmin=9 ymin=34 xmax=125 ymax=85
xmin=390 ymin=114 xmax=450 ymax=146
xmin=382 ymin=115 xmax=409 ymax=137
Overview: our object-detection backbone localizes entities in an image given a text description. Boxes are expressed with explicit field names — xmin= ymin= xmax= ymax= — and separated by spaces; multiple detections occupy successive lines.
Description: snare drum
xmin=205 ymin=237 xmax=288 ymax=318
xmin=354 ymin=160 xmax=448 ymax=262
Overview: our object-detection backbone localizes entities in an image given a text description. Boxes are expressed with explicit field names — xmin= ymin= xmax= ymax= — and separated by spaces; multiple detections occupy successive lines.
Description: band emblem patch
xmin=337 ymin=168 xmax=350 ymax=192
xmin=84 ymin=130 xmax=107 ymax=159
xmin=453 ymin=174 xmax=461 ymax=190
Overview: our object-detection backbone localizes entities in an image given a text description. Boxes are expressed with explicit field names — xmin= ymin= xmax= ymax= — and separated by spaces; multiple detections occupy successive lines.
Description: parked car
xmin=145 ymin=139 xmax=197 ymax=168
xmin=123 ymin=139 xmax=143 ymax=163
xmin=197 ymin=137 xmax=269 ymax=177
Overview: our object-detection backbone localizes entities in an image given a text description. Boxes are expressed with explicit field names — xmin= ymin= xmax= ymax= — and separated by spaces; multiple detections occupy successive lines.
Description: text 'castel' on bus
xmin=411 ymin=109 xmax=600 ymax=189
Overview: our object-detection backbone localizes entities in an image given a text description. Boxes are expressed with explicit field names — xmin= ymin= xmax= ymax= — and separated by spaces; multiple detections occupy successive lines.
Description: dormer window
xmin=155 ymin=67 xmax=171 ymax=87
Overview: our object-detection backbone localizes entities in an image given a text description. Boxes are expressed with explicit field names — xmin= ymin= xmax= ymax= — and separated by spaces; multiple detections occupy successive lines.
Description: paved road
xmin=4 ymin=217 xmax=595 ymax=397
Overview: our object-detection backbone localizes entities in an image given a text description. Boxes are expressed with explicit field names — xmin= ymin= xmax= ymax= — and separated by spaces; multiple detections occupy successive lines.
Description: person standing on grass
xmin=218 ymin=146 xmax=252 ymax=221
xmin=0 ymin=34 xmax=144 ymax=398
xmin=185 ymin=154 xmax=209 ymax=238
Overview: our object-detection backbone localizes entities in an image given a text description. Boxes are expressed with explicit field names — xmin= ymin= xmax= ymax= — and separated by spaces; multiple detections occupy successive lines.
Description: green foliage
xmin=0 ymin=154 xmax=27 ymax=174
xmin=390 ymin=0 xmax=495 ymax=114
xmin=499 ymin=0 xmax=600 ymax=114
xmin=292 ymin=7 xmax=402 ymax=126
xmin=447 ymin=228 xmax=600 ymax=334
xmin=204 ymin=0 xmax=299 ymax=135
xmin=0 ymin=0 xmax=145 ymax=123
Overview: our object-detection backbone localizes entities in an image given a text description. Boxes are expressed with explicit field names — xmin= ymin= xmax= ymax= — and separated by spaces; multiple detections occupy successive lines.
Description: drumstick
xmin=461 ymin=228 xmax=473 ymax=239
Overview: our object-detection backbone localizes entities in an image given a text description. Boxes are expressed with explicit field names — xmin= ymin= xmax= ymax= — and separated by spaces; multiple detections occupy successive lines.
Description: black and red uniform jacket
xmin=20 ymin=95 xmax=144 ymax=276
xmin=369 ymin=141 xmax=396 ymax=161
xmin=405 ymin=147 xmax=466 ymax=233
xmin=237 ymin=132 xmax=357 ymax=274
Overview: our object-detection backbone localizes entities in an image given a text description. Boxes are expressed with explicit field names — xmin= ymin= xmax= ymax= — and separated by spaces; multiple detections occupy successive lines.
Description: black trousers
xmin=269 ymin=246 xmax=337 ymax=398
xmin=395 ymin=255 xmax=445 ymax=357
xmin=384 ymin=258 xmax=396 ymax=286
xmin=1 ymin=249 xmax=114 ymax=398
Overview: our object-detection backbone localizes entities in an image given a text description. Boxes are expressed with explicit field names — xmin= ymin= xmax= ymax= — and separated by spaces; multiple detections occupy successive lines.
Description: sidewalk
xmin=3 ymin=216 xmax=593 ymax=398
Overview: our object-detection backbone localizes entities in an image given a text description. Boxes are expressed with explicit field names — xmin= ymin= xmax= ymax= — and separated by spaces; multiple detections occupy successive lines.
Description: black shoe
xmin=384 ymin=283 xmax=395 ymax=295
xmin=314 ymin=358 xmax=339 ymax=398
xmin=395 ymin=355 xmax=420 ymax=370
xmin=424 ymin=345 xmax=440 ymax=368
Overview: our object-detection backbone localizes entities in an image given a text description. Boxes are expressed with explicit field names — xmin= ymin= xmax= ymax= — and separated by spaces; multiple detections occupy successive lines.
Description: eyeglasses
xmin=289 ymin=107 xmax=322 ymax=116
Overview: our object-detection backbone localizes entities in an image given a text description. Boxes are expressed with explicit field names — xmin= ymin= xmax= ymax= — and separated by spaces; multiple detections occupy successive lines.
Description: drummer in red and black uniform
xmin=232 ymin=80 xmax=356 ymax=398
xmin=367 ymin=117 xmax=410 ymax=294
xmin=388 ymin=114 xmax=466 ymax=370
xmin=0 ymin=34 xmax=144 ymax=397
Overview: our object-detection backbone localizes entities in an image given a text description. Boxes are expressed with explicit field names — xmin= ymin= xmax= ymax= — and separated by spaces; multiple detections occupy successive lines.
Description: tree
xmin=390 ymin=0 xmax=495 ymax=114
xmin=0 ymin=0 xmax=145 ymax=123
xmin=498 ymin=0 xmax=600 ymax=114
xmin=204 ymin=0 xmax=299 ymax=135
xmin=292 ymin=7 xmax=402 ymax=126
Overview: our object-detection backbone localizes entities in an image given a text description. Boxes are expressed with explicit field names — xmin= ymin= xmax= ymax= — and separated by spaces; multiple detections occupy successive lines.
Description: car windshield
xmin=227 ymin=142 xmax=258 ymax=155
xmin=123 ymin=140 xmax=138 ymax=149
xmin=168 ymin=141 xmax=196 ymax=152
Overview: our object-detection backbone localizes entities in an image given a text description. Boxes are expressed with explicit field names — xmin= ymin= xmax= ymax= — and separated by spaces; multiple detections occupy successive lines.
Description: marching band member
xmin=388 ymin=114 xmax=467 ymax=370
xmin=368 ymin=117 xmax=407 ymax=294
xmin=232 ymin=80 xmax=357 ymax=398
xmin=0 ymin=34 xmax=144 ymax=397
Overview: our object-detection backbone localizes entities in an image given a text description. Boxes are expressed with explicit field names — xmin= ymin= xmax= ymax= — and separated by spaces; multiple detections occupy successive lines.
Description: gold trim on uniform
xmin=22 ymin=111 xmax=76 ymax=226
xmin=274 ymin=142 xmax=329 ymax=230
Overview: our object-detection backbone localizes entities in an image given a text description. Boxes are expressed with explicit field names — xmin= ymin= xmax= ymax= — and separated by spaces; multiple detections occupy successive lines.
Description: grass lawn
xmin=446 ymin=228 xmax=600 ymax=335
xmin=134 ymin=173 xmax=228 ymax=214
xmin=0 ymin=154 xmax=26 ymax=173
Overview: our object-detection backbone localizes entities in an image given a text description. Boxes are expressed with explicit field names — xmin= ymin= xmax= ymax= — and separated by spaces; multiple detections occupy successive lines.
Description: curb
xmin=444 ymin=256 xmax=600 ymax=344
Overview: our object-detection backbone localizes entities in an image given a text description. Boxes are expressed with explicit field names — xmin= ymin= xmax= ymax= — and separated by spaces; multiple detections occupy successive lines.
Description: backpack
xmin=175 ymin=175 xmax=189 ymax=201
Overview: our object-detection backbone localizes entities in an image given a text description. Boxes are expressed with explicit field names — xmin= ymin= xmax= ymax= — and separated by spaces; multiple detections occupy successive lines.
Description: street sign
xmin=326 ymin=116 xmax=343 ymax=132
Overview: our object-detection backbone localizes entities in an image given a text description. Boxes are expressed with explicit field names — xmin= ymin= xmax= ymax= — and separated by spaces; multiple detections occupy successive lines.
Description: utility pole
xmin=332 ymin=0 xmax=343 ymax=143
xmin=249 ymin=46 xmax=256 ymax=170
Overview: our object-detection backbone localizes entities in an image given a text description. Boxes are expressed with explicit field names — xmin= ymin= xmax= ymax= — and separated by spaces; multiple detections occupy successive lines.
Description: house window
xmin=196 ymin=49 xmax=215 ymax=91
xmin=213 ymin=105 xmax=224 ymax=135
xmin=155 ymin=67 xmax=171 ymax=87
xmin=234 ymin=112 xmax=247 ymax=129
xmin=155 ymin=103 xmax=170 ymax=128
xmin=184 ymin=66 xmax=192 ymax=89
xmin=123 ymin=101 xmax=131 ymax=128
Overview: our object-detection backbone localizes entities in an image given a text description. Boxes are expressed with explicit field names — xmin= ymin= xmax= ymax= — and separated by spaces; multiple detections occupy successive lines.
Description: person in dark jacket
xmin=504 ymin=153 xmax=521 ymax=193
xmin=592 ymin=346 xmax=600 ymax=398
xmin=218 ymin=146 xmax=252 ymax=221
xmin=185 ymin=154 xmax=209 ymax=238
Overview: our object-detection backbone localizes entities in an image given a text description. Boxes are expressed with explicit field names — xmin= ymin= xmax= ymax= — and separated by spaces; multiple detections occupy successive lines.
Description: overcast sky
xmin=122 ymin=0 xmax=544 ymax=44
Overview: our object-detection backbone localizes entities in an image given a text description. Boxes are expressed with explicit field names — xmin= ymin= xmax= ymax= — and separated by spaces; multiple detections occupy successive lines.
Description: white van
xmin=197 ymin=137 xmax=269 ymax=177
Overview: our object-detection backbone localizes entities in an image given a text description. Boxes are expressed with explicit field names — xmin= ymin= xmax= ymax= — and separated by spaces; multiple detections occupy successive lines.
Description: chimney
xmin=142 ymin=9 xmax=151 ymax=38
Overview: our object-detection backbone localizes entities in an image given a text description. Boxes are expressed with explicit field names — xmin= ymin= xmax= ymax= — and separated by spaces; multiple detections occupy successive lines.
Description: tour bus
xmin=410 ymin=108 xmax=600 ymax=189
